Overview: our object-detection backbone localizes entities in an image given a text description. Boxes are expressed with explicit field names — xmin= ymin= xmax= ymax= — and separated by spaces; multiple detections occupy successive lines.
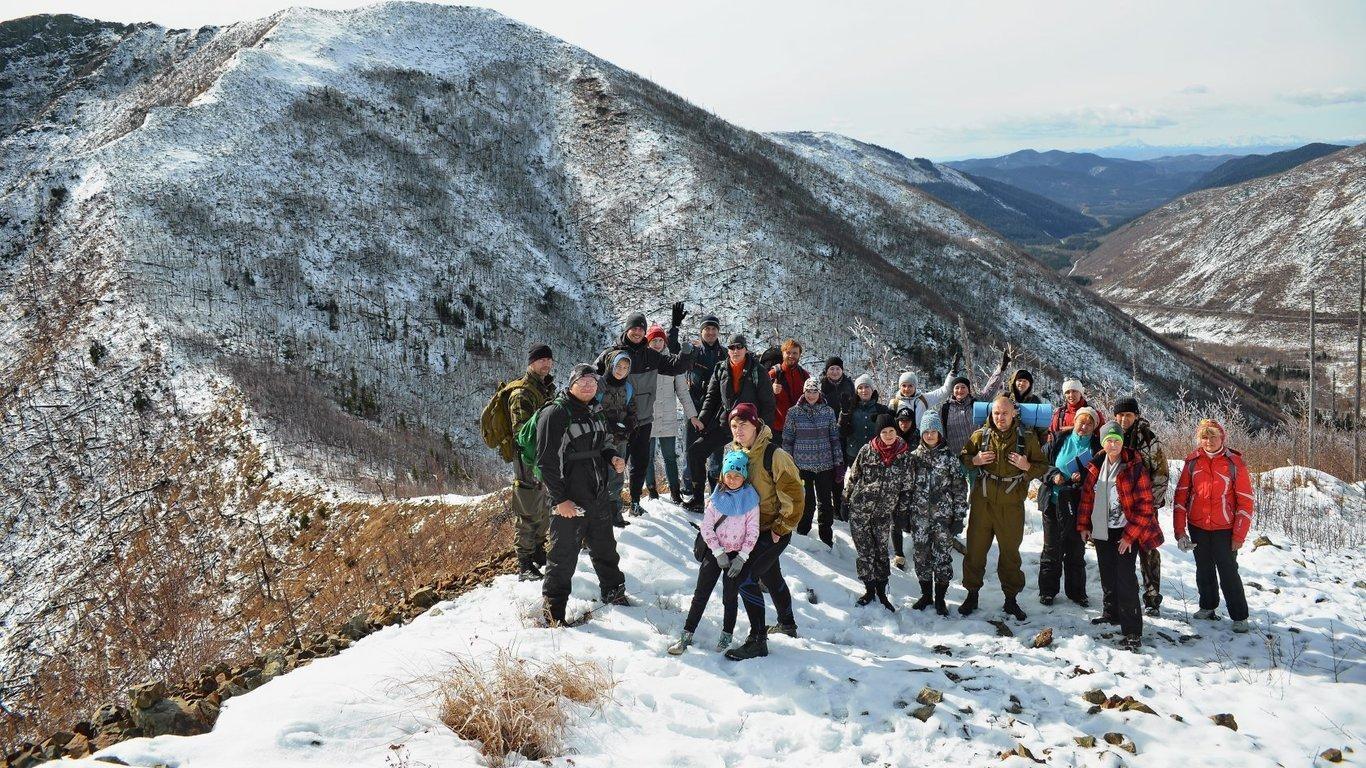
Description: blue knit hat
xmin=721 ymin=450 xmax=749 ymax=479
xmin=919 ymin=411 xmax=944 ymax=435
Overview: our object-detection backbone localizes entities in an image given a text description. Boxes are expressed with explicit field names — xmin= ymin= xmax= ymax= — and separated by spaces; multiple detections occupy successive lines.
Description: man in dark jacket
xmin=681 ymin=314 xmax=725 ymax=501
xmin=536 ymin=365 xmax=630 ymax=626
xmin=1113 ymin=396 xmax=1170 ymax=617
xmin=594 ymin=306 xmax=693 ymax=516
xmin=683 ymin=334 xmax=777 ymax=513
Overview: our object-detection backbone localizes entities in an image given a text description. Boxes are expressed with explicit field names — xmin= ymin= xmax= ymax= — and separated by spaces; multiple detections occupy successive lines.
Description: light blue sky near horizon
xmin=5 ymin=0 xmax=1364 ymax=160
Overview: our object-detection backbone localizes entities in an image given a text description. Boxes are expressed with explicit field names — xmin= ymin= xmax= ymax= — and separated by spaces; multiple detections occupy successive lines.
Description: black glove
xmin=670 ymin=301 xmax=685 ymax=329
xmin=1000 ymin=344 xmax=1012 ymax=369
xmin=951 ymin=351 xmax=963 ymax=375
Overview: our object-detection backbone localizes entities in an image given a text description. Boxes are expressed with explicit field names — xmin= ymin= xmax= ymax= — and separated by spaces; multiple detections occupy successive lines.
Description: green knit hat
xmin=1100 ymin=421 xmax=1124 ymax=443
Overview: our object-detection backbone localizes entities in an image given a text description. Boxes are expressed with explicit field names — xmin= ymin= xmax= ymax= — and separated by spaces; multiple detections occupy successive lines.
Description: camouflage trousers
xmin=911 ymin=518 xmax=956 ymax=583
xmin=1139 ymin=546 xmax=1162 ymax=610
xmin=849 ymin=504 xmax=892 ymax=583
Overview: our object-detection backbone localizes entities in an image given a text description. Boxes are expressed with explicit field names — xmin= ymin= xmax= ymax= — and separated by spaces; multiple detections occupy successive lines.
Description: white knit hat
xmin=898 ymin=371 xmax=917 ymax=387
xmin=1061 ymin=378 xmax=1084 ymax=394
xmin=854 ymin=374 xmax=874 ymax=389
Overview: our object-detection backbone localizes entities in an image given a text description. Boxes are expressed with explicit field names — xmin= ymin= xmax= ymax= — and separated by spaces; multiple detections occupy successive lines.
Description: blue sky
xmin=6 ymin=0 xmax=1364 ymax=159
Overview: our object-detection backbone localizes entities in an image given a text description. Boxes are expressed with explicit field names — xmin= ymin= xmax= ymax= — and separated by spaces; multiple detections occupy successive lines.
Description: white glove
xmin=1177 ymin=536 xmax=1194 ymax=552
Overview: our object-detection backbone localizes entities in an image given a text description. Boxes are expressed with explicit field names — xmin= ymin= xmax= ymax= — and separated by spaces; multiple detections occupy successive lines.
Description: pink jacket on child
xmin=702 ymin=487 xmax=761 ymax=557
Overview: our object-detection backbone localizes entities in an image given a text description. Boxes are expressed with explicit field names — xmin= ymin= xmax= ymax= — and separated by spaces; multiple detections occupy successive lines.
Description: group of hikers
xmin=482 ymin=306 xmax=1256 ymax=660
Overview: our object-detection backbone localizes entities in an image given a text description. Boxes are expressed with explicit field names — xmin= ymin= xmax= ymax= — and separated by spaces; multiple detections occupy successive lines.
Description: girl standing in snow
xmin=669 ymin=450 xmax=761 ymax=655
xmin=907 ymin=412 xmax=967 ymax=615
xmin=843 ymin=413 xmax=914 ymax=611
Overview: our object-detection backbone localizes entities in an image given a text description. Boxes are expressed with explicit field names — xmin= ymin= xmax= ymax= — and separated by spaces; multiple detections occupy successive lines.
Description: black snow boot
xmin=542 ymin=598 xmax=566 ymax=627
xmin=933 ymin=579 xmax=950 ymax=616
xmin=518 ymin=558 xmax=543 ymax=582
xmin=1003 ymin=594 xmax=1028 ymax=621
xmin=958 ymin=589 xmax=980 ymax=616
xmin=875 ymin=581 xmax=896 ymax=612
xmin=767 ymin=622 xmax=799 ymax=638
xmin=603 ymin=584 xmax=630 ymax=607
xmin=855 ymin=580 xmax=877 ymax=607
xmin=724 ymin=630 xmax=769 ymax=661
xmin=912 ymin=580 xmax=933 ymax=611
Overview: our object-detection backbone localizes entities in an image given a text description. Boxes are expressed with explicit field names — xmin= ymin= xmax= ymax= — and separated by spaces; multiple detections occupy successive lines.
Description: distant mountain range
xmin=944 ymin=150 xmax=1232 ymax=226
xmin=1188 ymin=142 xmax=1349 ymax=192
xmin=772 ymin=132 xmax=1098 ymax=243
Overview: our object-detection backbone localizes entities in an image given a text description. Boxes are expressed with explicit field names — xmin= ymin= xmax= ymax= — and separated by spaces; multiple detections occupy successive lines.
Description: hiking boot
xmin=716 ymin=631 xmax=733 ymax=652
xmin=912 ymin=580 xmax=933 ymax=611
xmin=818 ymin=527 xmax=833 ymax=548
xmin=682 ymin=498 xmax=704 ymax=515
xmin=612 ymin=509 xmax=630 ymax=527
xmin=1193 ymin=609 xmax=1220 ymax=621
xmin=767 ymin=622 xmax=799 ymax=638
xmin=666 ymin=631 xmax=693 ymax=655
xmin=893 ymin=555 xmax=907 ymax=571
xmin=875 ymin=581 xmax=896 ymax=612
xmin=933 ymin=579 xmax=950 ymax=616
xmin=669 ymin=490 xmax=683 ymax=505
xmin=1231 ymin=619 xmax=1251 ymax=634
xmin=517 ymin=559 xmax=543 ymax=582
xmin=1143 ymin=604 xmax=1160 ymax=618
xmin=646 ymin=488 xmax=660 ymax=501
xmin=1071 ymin=595 xmax=1090 ymax=608
xmin=958 ymin=589 xmax=979 ymax=616
xmin=533 ymin=548 xmax=548 ymax=567
xmin=630 ymin=502 xmax=646 ymax=517
xmin=1090 ymin=612 xmax=1117 ymax=626
xmin=1039 ymin=595 xmax=1055 ymax=606
xmin=1003 ymin=595 xmax=1027 ymax=621
xmin=603 ymin=585 xmax=629 ymax=607
xmin=855 ymin=581 xmax=876 ymax=607
xmin=1117 ymin=634 xmax=1143 ymax=652
xmin=724 ymin=632 xmax=768 ymax=661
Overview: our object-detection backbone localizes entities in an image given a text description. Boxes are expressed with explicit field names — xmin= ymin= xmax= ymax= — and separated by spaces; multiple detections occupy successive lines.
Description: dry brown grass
xmin=436 ymin=650 xmax=614 ymax=767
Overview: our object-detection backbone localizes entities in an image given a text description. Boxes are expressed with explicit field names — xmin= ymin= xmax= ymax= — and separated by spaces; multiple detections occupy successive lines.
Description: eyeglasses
xmin=728 ymin=345 xmax=746 ymax=351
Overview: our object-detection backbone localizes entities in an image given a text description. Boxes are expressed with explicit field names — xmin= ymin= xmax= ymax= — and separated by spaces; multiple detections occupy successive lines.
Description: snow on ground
xmin=63 ymin=491 xmax=1364 ymax=767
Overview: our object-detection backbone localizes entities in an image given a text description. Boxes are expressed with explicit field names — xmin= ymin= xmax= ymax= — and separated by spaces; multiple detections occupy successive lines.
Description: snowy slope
xmin=60 ymin=489 xmax=1366 ymax=768
xmin=773 ymin=131 xmax=1099 ymax=243
xmin=1072 ymin=144 xmax=1365 ymax=390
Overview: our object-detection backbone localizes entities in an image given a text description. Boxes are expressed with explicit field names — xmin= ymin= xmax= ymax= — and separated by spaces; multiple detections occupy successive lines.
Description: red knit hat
xmin=728 ymin=402 xmax=762 ymax=427
xmin=646 ymin=324 xmax=667 ymax=342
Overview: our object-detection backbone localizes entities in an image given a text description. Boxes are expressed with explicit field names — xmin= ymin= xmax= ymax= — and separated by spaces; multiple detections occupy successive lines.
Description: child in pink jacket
xmin=669 ymin=450 xmax=761 ymax=655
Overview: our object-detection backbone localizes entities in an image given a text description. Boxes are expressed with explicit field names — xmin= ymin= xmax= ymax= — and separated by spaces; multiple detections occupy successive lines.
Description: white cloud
xmin=1280 ymin=87 xmax=1366 ymax=106
xmin=948 ymin=105 xmax=1177 ymax=141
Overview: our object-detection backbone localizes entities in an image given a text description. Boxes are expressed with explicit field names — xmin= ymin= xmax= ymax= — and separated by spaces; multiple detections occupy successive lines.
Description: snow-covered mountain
xmin=773 ymin=131 xmax=1099 ymax=244
xmin=1072 ymin=144 xmax=1365 ymax=402
xmin=53 ymin=485 xmax=1366 ymax=768
xmin=1 ymin=2 xmax=1286 ymax=746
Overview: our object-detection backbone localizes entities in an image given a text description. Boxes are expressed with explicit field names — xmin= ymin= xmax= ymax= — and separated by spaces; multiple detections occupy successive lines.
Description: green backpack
xmin=515 ymin=399 xmax=559 ymax=480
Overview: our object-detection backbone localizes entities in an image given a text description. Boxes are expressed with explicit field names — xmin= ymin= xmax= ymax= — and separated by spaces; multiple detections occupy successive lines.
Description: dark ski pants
xmin=542 ymin=498 xmax=625 ymax=618
xmin=687 ymin=425 xmax=733 ymax=497
xmin=680 ymin=420 xmax=721 ymax=495
xmin=512 ymin=456 xmax=549 ymax=563
xmin=646 ymin=436 xmax=681 ymax=495
xmin=1094 ymin=528 xmax=1141 ymax=636
xmin=625 ymin=424 xmax=654 ymax=503
xmin=1039 ymin=492 xmax=1088 ymax=602
xmin=683 ymin=552 xmax=758 ymax=635
xmin=738 ymin=532 xmax=795 ymax=634
xmin=797 ymin=467 xmax=835 ymax=540
xmin=1191 ymin=525 xmax=1249 ymax=621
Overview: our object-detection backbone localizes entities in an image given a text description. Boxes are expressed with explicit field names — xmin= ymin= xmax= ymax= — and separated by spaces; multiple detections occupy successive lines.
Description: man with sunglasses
xmin=683 ymin=334 xmax=777 ymax=513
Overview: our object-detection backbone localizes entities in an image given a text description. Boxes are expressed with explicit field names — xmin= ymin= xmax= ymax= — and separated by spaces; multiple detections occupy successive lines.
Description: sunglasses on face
xmin=728 ymin=345 xmax=746 ymax=351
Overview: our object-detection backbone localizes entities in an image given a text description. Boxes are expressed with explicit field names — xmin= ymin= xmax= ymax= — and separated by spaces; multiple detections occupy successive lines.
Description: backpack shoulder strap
xmin=763 ymin=441 xmax=777 ymax=476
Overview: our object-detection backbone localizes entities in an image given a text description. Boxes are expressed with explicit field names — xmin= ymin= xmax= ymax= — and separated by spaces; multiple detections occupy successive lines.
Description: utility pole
xmin=1308 ymin=289 xmax=1316 ymax=467
xmin=1356 ymin=251 xmax=1363 ymax=479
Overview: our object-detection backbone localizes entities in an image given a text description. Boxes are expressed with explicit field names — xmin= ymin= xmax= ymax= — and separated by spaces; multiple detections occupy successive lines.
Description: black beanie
xmin=625 ymin=312 xmax=647 ymax=331
xmin=875 ymin=413 xmax=897 ymax=433
xmin=951 ymin=375 xmax=971 ymax=390
xmin=528 ymin=344 xmax=553 ymax=364
xmin=1013 ymin=369 xmax=1034 ymax=385
xmin=1113 ymin=396 xmax=1140 ymax=416
xmin=824 ymin=356 xmax=844 ymax=373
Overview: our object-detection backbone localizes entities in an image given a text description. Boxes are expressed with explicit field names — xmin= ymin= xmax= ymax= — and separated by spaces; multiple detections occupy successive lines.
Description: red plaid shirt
xmin=1077 ymin=448 xmax=1164 ymax=550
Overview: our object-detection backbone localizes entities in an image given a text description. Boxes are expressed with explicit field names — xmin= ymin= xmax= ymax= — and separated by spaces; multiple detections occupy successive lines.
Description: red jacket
xmin=769 ymin=364 xmax=811 ymax=433
xmin=1172 ymin=447 xmax=1254 ymax=545
xmin=1077 ymin=448 xmax=1164 ymax=551
xmin=1050 ymin=396 xmax=1104 ymax=435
